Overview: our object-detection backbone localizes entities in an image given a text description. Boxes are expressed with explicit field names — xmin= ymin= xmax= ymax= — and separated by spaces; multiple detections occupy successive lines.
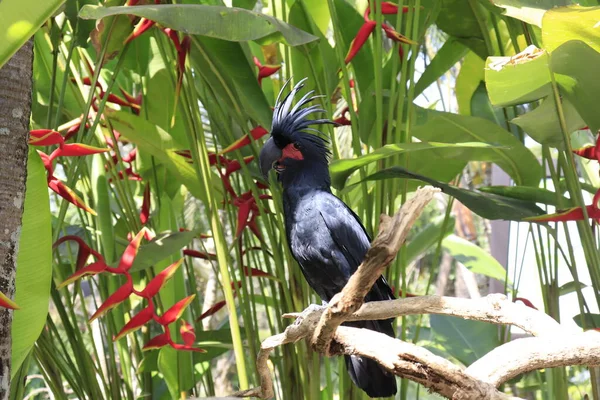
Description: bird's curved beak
xmin=259 ymin=137 xmax=283 ymax=178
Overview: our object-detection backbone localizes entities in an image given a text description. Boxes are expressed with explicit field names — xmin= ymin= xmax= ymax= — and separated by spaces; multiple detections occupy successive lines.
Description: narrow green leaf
xmin=559 ymin=281 xmax=588 ymax=296
xmin=11 ymin=149 xmax=52 ymax=377
xmin=478 ymin=185 xmax=571 ymax=207
xmin=362 ymin=166 xmax=544 ymax=220
xmin=79 ymin=4 xmax=318 ymax=46
xmin=573 ymin=313 xmax=600 ymax=329
xmin=415 ymin=37 xmax=468 ymax=97
xmin=405 ymin=216 xmax=456 ymax=265
xmin=443 ymin=234 xmax=508 ymax=281
xmin=329 ymin=142 xmax=500 ymax=190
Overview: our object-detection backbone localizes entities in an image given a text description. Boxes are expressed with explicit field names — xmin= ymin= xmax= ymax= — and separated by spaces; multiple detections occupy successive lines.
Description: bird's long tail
xmin=344 ymin=319 xmax=397 ymax=398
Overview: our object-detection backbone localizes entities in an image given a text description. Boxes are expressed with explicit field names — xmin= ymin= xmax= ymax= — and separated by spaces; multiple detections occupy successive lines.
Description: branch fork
xmin=232 ymin=186 xmax=600 ymax=400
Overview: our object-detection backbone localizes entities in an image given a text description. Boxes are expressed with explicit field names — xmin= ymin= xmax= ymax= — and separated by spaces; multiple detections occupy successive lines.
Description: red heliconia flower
xmin=0 ymin=291 xmax=19 ymax=310
xmin=48 ymin=177 xmax=97 ymax=215
xmin=253 ymin=56 xmax=282 ymax=86
xmin=120 ymin=88 xmax=143 ymax=115
xmin=54 ymin=235 xmax=103 ymax=270
xmin=231 ymin=190 xmax=271 ymax=239
xmin=346 ymin=3 xmax=416 ymax=65
xmin=139 ymin=259 xmax=183 ymax=299
xmin=58 ymin=261 xmax=109 ymax=289
xmin=140 ymin=183 xmax=151 ymax=225
xmin=50 ymin=143 xmax=109 ymax=159
xmin=197 ymin=299 xmax=227 ymax=321
xmin=224 ymin=156 xmax=255 ymax=178
xmin=29 ymin=129 xmax=65 ymax=147
xmin=221 ymin=126 xmax=269 ymax=154
xmin=345 ymin=20 xmax=377 ymax=64
xmin=527 ymin=188 xmax=600 ymax=223
xmin=183 ymin=249 xmax=217 ymax=260
xmin=169 ymin=341 xmax=206 ymax=352
xmin=155 ymin=294 xmax=196 ymax=326
xmin=125 ymin=18 xmax=156 ymax=44
xmin=114 ymin=303 xmax=155 ymax=340
xmin=363 ymin=1 xmax=410 ymax=21
xmin=115 ymin=229 xmax=147 ymax=273
xmin=333 ymin=107 xmax=352 ymax=126
xmin=241 ymin=266 xmax=275 ymax=279
xmin=89 ymin=279 xmax=134 ymax=322
xmin=143 ymin=332 xmax=171 ymax=351
xmin=179 ymin=319 xmax=196 ymax=346
xmin=122 ymin=148 xmax=137 ymax=164
xmin=514 ymin=297 xmax=538 ymax=310
xmin=63 ymin=121 xmax=90 ymax=141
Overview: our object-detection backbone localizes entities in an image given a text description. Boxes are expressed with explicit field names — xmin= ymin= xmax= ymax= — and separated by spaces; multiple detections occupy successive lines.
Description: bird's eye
xmin=293 ymin=142 xmax=301 ymax=150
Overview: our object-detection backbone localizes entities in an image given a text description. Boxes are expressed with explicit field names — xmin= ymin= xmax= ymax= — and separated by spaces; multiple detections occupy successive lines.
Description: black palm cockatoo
xmin=259 ymin=78 xmax=397 ymax=398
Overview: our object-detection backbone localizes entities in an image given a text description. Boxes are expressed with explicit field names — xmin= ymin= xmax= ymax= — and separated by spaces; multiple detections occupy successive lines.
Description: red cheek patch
xmin=279 ymin=143 xmax=303 ymax=161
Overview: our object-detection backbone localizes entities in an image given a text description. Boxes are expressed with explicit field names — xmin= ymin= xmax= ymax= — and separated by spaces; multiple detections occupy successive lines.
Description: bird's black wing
xmin=316 ymin=193 xmax=394 ymax=303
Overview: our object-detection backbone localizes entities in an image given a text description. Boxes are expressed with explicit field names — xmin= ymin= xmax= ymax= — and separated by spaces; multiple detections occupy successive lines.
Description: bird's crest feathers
xmin=271 ymin=78 xmax=335 ymax=155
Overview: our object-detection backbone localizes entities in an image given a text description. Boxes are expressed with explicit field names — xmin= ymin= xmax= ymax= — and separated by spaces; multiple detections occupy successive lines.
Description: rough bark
xmin=0 ymin=40 xmax=33 ymax=399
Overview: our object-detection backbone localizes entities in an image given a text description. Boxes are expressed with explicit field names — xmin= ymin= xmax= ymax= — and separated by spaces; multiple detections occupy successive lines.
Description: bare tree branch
xmin=232 ymin=186 xmax=598 ymax=400
xmin=467 ymin=331 xmax=600 ymax=386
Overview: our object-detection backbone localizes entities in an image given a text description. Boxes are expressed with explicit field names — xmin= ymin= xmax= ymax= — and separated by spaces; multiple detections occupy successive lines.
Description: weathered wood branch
xmin=232 ymin=186 xmax=599 ymax=400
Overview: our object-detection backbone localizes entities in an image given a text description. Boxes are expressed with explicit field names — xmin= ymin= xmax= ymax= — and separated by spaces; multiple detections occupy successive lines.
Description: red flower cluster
xmin=345 ymin=1 xmax=416 ymax=64
xmin=253 ymin=56 xmax=281 ymax=86
xmin=176 ymin=126 xmax=271 ymax=239
xmin=57 ymin=229 xmax=204 ymax=352
xmin=528 ymin=129 xmax=600 ymax=223
xmin=29 ymin=129 xmax=109 ymax=214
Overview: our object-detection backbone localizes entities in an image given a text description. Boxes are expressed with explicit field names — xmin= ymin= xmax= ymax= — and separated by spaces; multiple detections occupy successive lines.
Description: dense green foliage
xmin=3 ymin=0 xmax=600 ymax=399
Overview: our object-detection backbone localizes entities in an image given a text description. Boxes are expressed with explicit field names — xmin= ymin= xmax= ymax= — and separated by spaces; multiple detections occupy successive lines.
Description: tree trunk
xmin=0 ymin=40 xmax=33 ymax=400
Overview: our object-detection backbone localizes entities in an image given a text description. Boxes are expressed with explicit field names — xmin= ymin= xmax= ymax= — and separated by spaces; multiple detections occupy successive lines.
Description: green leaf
xmin=65 ymin=0 xmax=96 ymax=47
xmin=485 ymin=48 xmax=552 ymax=107
xmin=79 ymin=4 xmax=318 ymax=46
xmin=490 ymin=0 xmax=567 ymax=27
xmin=415 ymin=37 xmax=468 ymax=97
xmin=543 ymin=5 xmax=600 ymax=53
xmin=430 ymin=315 xmax=500 ymax=366
xmin=0 ymin=0 xmax=64 ymax=68
xmin=559 ymin=281 xmax=588 ymax=296
xmin=329 ymin=142 xmax=501 ymax=190
xmin=573 ymin=313 xmax=600 ymax=329
xmin=129 ymin=230 xmax=197 ymax=273
xmin=478 ymin=185 xmax=571 ymax=208
xmin=11 ymin=149 xmax=52 ymax=377
xmin=190 ymin=37 xmax=272 ymax=128
xmin=456 ymin=51 xmax=484 ymax=115
xmin=443 ymin=234 xmax=508 ymax=281
xmin=435 ymin=0 xmax=490 ymax=58
xmin=405 ymin=216 xmax=456 ymax=265
xmin=510 ymin=95 xmax=584 ymax=148
xmin=373 ymin=167 xmax=544 ymax=220
xmin=106 ymin=110 xmax=205 ymax=200
xmin=550 ymin=40 xmax=600 ymax=134
xmin=412 ymin=108 xmax=543 ymax=186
